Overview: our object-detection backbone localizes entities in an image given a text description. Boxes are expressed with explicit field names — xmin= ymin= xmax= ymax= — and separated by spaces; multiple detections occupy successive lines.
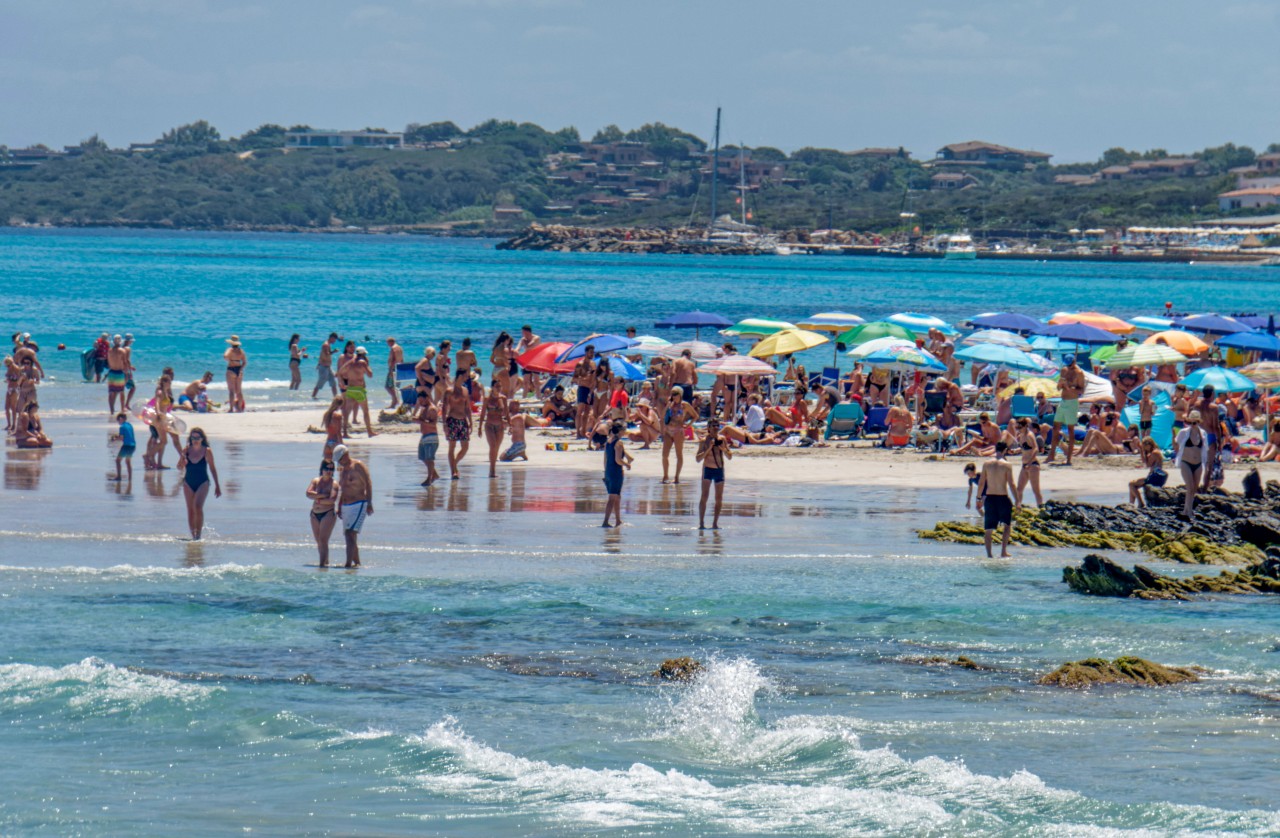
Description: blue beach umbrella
xmin=1233 ymin=314 xmax=1271 ymax=330
xmin=1173 ymin=314 xmax=1252 ymax=336
xmin=966 ymin=312 xmax=1043 ymax=334
xmin=606 ymin=356 xmax=647 ymax=381
xmin=953 ymin=343 xmax=1042 ymax=372
xmin=1028 ymin=334 xmax=1063 ymax=351
xmin=1040 ymin=322 xmax=1122 ymax=345
xmin=1181 ymin=366 xmax=1257 ymax=394
xmin=654 ymin=310 xmax=733 ymax=340
xmin=886 ymin=312 xmax=957 ymax=335
xmin=962 ymin=329 xmax=1033 ymax=351
xmin=1215 ymin=332 xmax=1280 ymax=357
xmin=1128 ymin=316 xmax=1176 ymax=332
xmin=555 ymin=334 xmax=639 ymax=363
xmin=859 ymin=343 xmax=946 ymax=372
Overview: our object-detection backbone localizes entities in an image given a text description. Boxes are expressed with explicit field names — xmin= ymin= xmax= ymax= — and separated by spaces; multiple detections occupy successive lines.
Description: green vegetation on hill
xmin=1 ymin=120 xmax=1276 ymax=234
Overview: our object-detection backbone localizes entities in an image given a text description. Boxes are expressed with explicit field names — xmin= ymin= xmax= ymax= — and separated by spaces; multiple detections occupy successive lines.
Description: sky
xmin=2 ymin=0 xmax=1277 ymax=163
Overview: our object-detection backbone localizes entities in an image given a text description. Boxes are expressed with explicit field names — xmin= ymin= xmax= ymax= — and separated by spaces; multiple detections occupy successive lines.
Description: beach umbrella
xmin=748 ymin=328 xmax=829 ymax=359
xmin=1026 ymin=352 xmax=1060 ymax=376
xmin=858 ymin=343 xmax=946 ymax=372
xmin=848 ymin=336 xmax=917 ymax=360
xmin=630 ymin=334 xmax=672 ymax=355
xmin=1080 ymin=371 xmax=1117 ymax=404
xmin=1240 ymin=362 xmax=1280 ymax=389
xmin=1181 ymin=366 xmax=1257 ymax=394
xmin=1233 ymin=314 xmax=1272 ymax=330
xmin=797 ymin=312 xmax=865 ymax=333
xmin=1173 ymin=314 xmax=1252 ymax=336
xmin=721 ymin=318 xmax=796 ymax=337
xmin=517 ymin=341 xmax=577 ymax=374
xmin=1028 ymin=334 xmax=1064 ymax=351
xmin=1049 ymin=311 xmax=1135 ymax=334
xmin=1214 ymin=332 xmax=1280 ymax=356
xmin=556 ymin=333 xmax=639 ymax=363
xmin=835 ymin=321 xmax=917 ymax=347
xmin=660 ymin=340 xmax=720 ymax=361
xmin=1128 ymin=316 xmax=1176 ymax=332
xmin=1104 ymin=344 xmax=1188 ymax=369
xmin=886 ymin=312 xmax=957 ymax=335
xmin=606 ymin=356 xmax=647 ymax=382
xmin=697 ymin=355 xmax=778 ymax=376
xmin=654 ymin=310 xmax=733 ymax=340
xmin=953 ymin=343 xmax=1042 ymax=372
xmin=962 ymin=329 xmax=1032 ymax=351
xmin=999 ymin=378 xmax=1059 ymax=399
xmin=966 ymin=312 xmax=1043 ymax=333
xmin=1040 ymin=322 xmax=1123 ymax=345
xmin=1142 ymin=330 xmax=1209 ymax=356
xmin=1090 ymin=344 xmax=1120 ymax=364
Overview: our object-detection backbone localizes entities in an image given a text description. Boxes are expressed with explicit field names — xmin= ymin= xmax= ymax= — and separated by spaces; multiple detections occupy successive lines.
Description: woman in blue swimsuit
xmin=178 ymin=427 xmax=222 ymax=540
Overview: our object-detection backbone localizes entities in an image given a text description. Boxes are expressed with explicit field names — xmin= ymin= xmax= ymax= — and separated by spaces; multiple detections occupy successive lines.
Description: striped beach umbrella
xmin=1049 ymin=311 xmax=1135 ymax=334
xmin=660 ymin=340 xmax=720 ymax=361
xmin=630 ymin=335 xmax=672 ymax=355
xmin=859 ymin=343 xmax=946 ymax=372
xmin=848 ymin=337 xmax=916 ymax=360
xmin=721 ymin=318 xmax=796 ymax=338
xmin=1240 ymin=362 xmax=1280 ymax=390
xmin=1104 ymin=344 xmax=1188 ymax=369
xmin=962 ymin=329 xmax=1033 ymax=351
xmin=697 ymin=355 xmax=778 ymax=376
xmin=797 ymin=312 xmax=865 ymax=333
xmin=886 ymin=312 xmax=956 ymax=335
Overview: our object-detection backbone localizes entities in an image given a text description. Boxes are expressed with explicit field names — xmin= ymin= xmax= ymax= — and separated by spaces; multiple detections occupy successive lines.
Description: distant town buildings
xmin=847 ymin=147 xmax=911 ymax=160
xmin=1218 ymin=185 xmax=1280 ymax=212
xmin=931 ymin=141 xmax=1052 ymax=169
xmin=284 ymin=129 xmax=403 ymax=149
xmin=930 ymin=172 xmax=979 ymax=191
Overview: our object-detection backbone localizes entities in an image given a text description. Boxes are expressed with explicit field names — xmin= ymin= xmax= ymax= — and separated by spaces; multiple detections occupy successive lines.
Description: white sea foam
xmin=0 ymin=657 xmax=217 ymax=713
xmin=0 ymin=562 xmax=265 ymax=579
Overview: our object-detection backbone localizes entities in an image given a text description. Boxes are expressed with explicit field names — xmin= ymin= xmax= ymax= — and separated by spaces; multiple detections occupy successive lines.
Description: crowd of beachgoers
xmin=8 ymin=309 xmax=1280 ymax=563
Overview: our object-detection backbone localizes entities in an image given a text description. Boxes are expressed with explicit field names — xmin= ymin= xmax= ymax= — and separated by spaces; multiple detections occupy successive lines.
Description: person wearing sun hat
xmin=1047 ymin=352 xmax=1085 ymax=466
xmin=1173 ymin=409 xmax=1206 ymax=521
xmin=223 ymin=335 xmax=247 ymax=412
xmin=343 ymin=346 xmax=378 ymax=438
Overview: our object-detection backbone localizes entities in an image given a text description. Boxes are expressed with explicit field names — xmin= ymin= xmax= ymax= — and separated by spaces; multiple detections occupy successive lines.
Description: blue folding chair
xmin=863 ymin=406 xmax=891 ymax=436
xmin=1010 ymin=394 xmax=1037 ymax=420
xmin=823 ymin=403 xmax=865 ymax=440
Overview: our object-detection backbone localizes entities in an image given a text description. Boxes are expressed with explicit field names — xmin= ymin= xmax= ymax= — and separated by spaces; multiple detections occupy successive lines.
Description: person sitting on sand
xmin=1078 ymin=411 xmax=1137 ymax=457
xmin=1259 ymin=419 xmax=1280 ymax=462
xmin=719 ymin=423 xmax=785 ymax=446
xmin=627 ymin=397 xmax=660 ymax=448
xmin=176 ymin=372 xmax=215 ymax=412
xmin=501 ymin=401 xmax=548 ymax=464
xmin=15 ymin=402 xmax=52 ymax=448
xmin=886 ymin=396 xmax=914 ymax=448
xmin=541 ymin=385 xmax=574 ymax=426
xmin=951 ymin=412 xmax=1001 ymax=457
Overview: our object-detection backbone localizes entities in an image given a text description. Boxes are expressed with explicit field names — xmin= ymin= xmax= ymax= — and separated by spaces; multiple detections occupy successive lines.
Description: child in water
xmin=964 ymin=462 xmax=984 ymax=514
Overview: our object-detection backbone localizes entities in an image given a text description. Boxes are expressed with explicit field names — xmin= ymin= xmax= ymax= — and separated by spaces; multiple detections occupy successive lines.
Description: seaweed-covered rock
xmin=653 ymin=657 xmax=703 ymax=681
xmin=1037 ymin=656 xmax=1201 ymax=688
xmin=1063 ymin=554 xmax=1280 ymax=599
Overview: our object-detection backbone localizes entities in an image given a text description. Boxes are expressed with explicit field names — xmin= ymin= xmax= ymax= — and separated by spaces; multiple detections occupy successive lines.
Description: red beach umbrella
xmin=517 ymin=342 xmax=577 ymax=374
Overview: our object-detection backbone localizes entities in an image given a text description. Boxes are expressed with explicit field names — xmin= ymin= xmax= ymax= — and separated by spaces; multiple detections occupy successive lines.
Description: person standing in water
xmin=178 ymin=427 xmax=221 ymax=540
xmin=695 ymin=416 xmax=732 ymax=529
xmin=479 ymin=379 xmax=507 ymax=478
xmin=443 ymin=369 xmax=472 ymax=479
xmin=311 ymin=332 xmax=339 ymax=400
xmin=334 ymin=444 xmax=372 ymax=568
xmin=288 ymin=334 xmax=304 ymax=391
xmin=413 ymin=388 xmax=441 ymax=486
xmin=602 ymin=419 xmax=632 ymax=527
xmin=344 ymin=347 xmax=378 ymax=437
xmin=224 ymin=336 xmax=247 ymax=413
xmin=384 ymin=337 xmax=404 ymax=410
xmin=106 ymin=334 xmax=128 ymax=414
xmin=122 ymin=334 xmax=137 ymax=411
xmin=306 ymin=459 xmax=340 ymax=567
xmin=112 ymin=411 xmax=136 ymax=482
xmin=978 ymin=441 xmax=1017 ymax=558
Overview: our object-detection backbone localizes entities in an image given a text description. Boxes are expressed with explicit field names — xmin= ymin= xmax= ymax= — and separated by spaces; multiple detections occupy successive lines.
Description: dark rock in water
xmin=1037 ymin=656 xmax=1201 ymax=688
xmin=653 ymin=657 xmax=703 ymax=681
xmin=1236 ymin=515 xmax=1280 ymax=548
xmin=901 ymin=654 xmax=990 ymax=670
xmin=1063 ymin=553 xmax=1280 ymax=599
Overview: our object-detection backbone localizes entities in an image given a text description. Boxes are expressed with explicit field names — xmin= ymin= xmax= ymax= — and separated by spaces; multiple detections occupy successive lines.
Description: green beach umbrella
xmin=722 ymin=318 xmax=796 ymax=338
xmin=1090 ymin=344 xmax=1120 ymax=363
xmin=835 ymin=321 xmax=916 ymax=348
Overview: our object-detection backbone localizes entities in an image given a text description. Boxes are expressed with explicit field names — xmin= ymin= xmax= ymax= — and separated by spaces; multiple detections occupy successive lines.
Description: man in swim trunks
xmin=106 ymin=334 xmax=128 ymax=414
xmin=177 ymin=372 xmax=215 ymax=412
xmin=122 ymin=334 xmax=137 ymax=410
xmin=384 ymin=337 xmax=404 ymax=410
xmin=977 ymin=440 xmax=1018 ymax=558
xmin=572 ymin=345 xmax=598 ymax=439
xmin=501 ymin=400 xmax=549 ymax=463
xmin=455 ymin=338 xmax=478 ymax=395
xmin=1047 ymin=353 xmax=1085 ymax=466
xmin=673 ymin=348 xmax=697 ymax=394
xmin=334 ymin=445 xmax=372 ymax=568
xmin=311 ymin=333 xmax=339 ymax=400
xmin=344 ymin=347 xmax=378 ymax=438
xmin=443 ymin=369 xmax=472 ymax=479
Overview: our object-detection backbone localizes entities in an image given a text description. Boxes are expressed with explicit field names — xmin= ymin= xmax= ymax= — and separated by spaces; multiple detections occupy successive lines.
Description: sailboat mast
xmin=709 ymin=107 xmax=721 ymax=229
xmin=739 ymin=143 xmax=746 ymax=225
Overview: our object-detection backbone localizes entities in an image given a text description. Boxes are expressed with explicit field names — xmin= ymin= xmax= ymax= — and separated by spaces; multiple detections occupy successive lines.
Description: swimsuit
xmin=183 ymin=450 xmax=210 ymax=492
xmin=577 ymin=386 xmax=594 ymax=405
xmin=702 ymin=466 xmax=725 ymax=483
xmin=227 ymin=365 xmax=243 ymax=376
xmin=984 ymin=494 xmax=1014 ymax=529
xmin=500 ymin=441 xmax=527 ymax=462
xmin=345 ymin=385 xmax=367 ymax=403
xmin=106 ymin=369 xmax=126 ymax=393
xmin=385 ymin=372 xmax=396 ymax=389
xmin=418 ymin=432 xmax=439 ymax=462
xmin=603 ymin=439 xmax=625 ymax=494
xmin=1054 ymin=398 xmax=1080 ymax=425
xmin=445 ymin=415 xmax=470 ymax=442
xmin=339 ymin=500 xmax=368 ymax=533
xmin=311 ymin=508 xmax=334 ymax=523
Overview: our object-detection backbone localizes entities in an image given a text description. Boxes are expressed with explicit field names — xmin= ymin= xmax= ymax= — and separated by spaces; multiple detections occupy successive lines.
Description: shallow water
xmin=3 ymin=231 xmax=1280 ymax=835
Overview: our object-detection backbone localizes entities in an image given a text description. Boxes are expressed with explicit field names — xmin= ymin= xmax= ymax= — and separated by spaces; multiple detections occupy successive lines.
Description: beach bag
xmin=1146 ymin=467 xmax=1168 ymax=488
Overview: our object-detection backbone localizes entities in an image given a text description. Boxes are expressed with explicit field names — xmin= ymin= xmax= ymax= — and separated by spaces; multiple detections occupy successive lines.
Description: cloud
xmin=901 ymin=21 xmax=991 ymax=53
xmin=522 ymin=24 xmax=589 ymax=40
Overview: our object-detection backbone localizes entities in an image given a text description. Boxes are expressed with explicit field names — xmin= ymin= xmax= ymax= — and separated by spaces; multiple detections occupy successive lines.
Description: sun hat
xmin=355 ymin=346 xmax=368 ymax=356
xmin=1187 ymin=410 xmax=1201 ymax=423
xmin=226 ymin=335 xmax=241 ymax=345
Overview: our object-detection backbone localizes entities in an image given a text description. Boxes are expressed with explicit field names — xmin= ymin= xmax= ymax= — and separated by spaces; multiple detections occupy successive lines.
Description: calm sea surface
xmin=1 ymin=229 xmax=1278 ymax=836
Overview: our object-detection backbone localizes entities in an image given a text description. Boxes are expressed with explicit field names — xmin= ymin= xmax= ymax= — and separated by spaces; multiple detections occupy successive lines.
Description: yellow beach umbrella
xmin=1049 ymin=312 xmax=1135 ymax=334
xmin=999 ymin=378 xmax=1059 ymax=399
xmin=748 ymin=328 xmax=830 ymax=358
xmin=1142 ymin=330 xmax=1209 ymax=356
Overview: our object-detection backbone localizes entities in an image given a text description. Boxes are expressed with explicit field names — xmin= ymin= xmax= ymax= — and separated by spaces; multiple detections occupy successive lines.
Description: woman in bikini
xmin=15 ymin=402 xmax=52 ymax=449
xmin=478 ymin=380 xmax=507 ymax=478
xmin=178 ymin=427 xmax=221 ymax=540
xmin=491 ymin=333 xmax=514 ymax=400
xmin=1129 ymin=436 xmax=1166 ymax=508
xmin=1174 ymin=410 xmax=1205 ymax=521
xmin=660 ymin=386 xmax=697 ymax=484
xmin=867 ymin=366 xmax=890 ymax=406
xmin=321 ymin=396 xmax=345 ymax=460
xmin=4 ymin=355 xmax=21 ymax=432
xmin=1015 ymin=417 xmax=1043 ymax=508
xmin=306 ymin=459 xmax=340 ymax=567
xmin=694 ymin=416 xmax=733 ymax=529
xmin=434 ymin=340 xmax=452 ymax=404
xmin=288 ymin=334 xmax=304 ymax=391
xmin=224 ymin=336 xmax=247 ymax=413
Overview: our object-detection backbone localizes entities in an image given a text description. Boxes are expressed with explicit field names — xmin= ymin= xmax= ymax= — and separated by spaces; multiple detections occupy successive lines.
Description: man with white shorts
xmin=334 ymin=444 xmax=373 ymax=568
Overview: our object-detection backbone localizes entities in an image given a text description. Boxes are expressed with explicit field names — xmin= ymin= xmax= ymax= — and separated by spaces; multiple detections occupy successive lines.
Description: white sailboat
xmin=944 ymin=233 xmax=977 ymax=260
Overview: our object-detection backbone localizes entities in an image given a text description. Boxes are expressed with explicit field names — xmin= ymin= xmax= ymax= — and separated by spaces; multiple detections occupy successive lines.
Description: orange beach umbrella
xmin=1142 ymin=330 xmax=1209 ymax=356
xmin=1049 ymin=312 xmax=1135 ymax=334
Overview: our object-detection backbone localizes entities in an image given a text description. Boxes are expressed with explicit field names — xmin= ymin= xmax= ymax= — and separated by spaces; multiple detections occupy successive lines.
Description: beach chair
xmin=819 ymin=366 xmax=840 ymax=389
xmin=395 ymin=362 xmax=419 ymax=406
xmin=807 ymin=372 xmax=823 ymax=392
xmin=823 ymin=402 xmax=865 ymax=440
xmin=1010 ymin=394 xmax=1037 ymax=421
xmin=540 ymin=375 xmax=562 ymax=396
xmin=863 ymin=406 xmax=891 ymax=437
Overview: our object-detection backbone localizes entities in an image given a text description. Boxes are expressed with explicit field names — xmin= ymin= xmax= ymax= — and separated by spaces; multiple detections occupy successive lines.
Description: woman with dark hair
xmin=224 ymin=336 xmax=247 ymax=413
xmin=601 ymin=420 xmax=632 ymax=527
xmin=178 ymin=427 xmax=221 ymax=540
xmin=288 ymin=334 xmax=304 ymax=390
xmin=491 ymin=332 xmax=514 ymax=399
xmin=306 ymin=459 xmax=340 ymax=566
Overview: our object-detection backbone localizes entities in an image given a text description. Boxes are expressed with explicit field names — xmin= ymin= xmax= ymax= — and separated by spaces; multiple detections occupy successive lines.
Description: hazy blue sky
xmin=3 ymin=1 xmax=1276 ymax=162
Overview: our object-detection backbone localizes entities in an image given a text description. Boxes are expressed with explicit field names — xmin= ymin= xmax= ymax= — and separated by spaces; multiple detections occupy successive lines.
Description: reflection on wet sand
xmin=144 ymin=470 xmax=182 ymax=499
xmin=4 ymin=448 xmax=50 ymax=491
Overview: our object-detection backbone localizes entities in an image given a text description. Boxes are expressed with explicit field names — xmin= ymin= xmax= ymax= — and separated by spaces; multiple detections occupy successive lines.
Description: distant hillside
xmin=0 ymin=120 xmax=1274 ymax=234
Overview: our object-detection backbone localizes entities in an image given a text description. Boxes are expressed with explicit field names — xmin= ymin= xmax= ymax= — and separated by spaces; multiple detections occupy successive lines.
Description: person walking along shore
xmin=334 ymin=444 xmax=372 ymax=568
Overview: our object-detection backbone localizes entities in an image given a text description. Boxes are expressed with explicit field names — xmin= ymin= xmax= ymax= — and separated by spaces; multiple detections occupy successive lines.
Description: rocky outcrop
xmin=1062 ymin=552 xmax=1280 ymax=600
xmin=919 ymin=490 xmax=1280 ymax=564
xmin=653 ymin=657 xmax=704 ymax=681
xmin=1037 ymin=657 xmax=1201 ymax=688
xmin=497 ymin=224 xmax=882 ymax=255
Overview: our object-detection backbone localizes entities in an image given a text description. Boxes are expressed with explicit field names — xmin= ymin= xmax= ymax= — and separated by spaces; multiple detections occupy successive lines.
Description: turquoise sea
xmin=2 ymin=229 xmax=1280 ymax=835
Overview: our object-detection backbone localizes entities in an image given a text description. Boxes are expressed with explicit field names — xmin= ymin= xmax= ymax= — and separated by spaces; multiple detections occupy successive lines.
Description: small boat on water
xmin=944 ymin=233 xmax=977 ymax=260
